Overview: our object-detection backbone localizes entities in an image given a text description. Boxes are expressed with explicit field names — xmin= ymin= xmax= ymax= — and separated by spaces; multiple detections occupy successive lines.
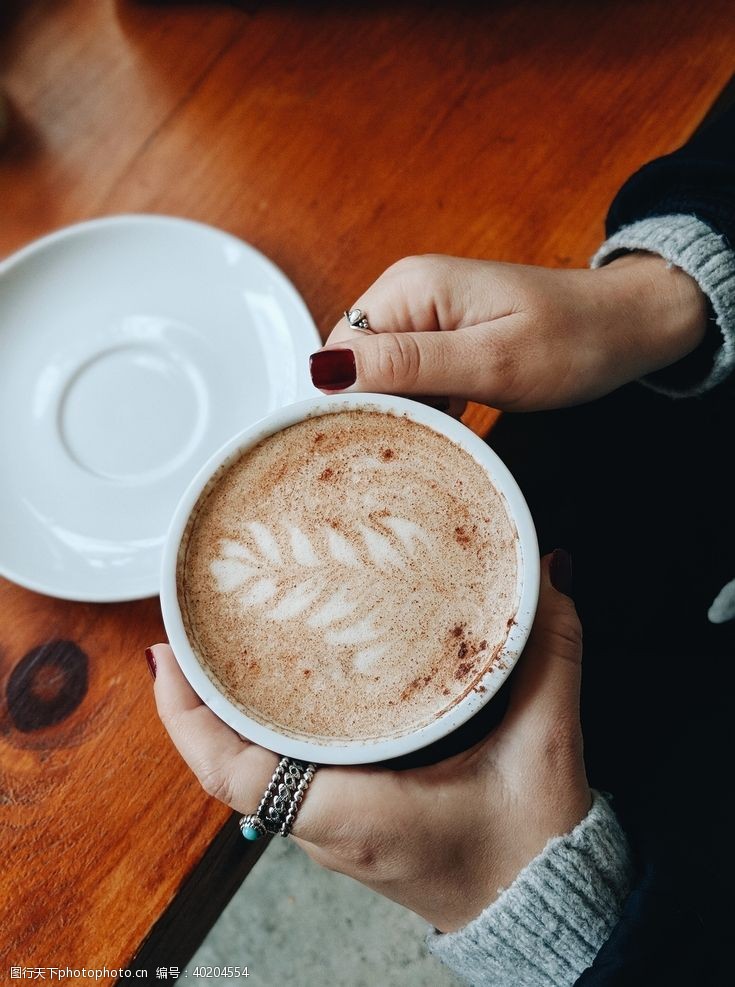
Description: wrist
xmin=427 ymin=792 xmax=635 ymax=985
xmin=597 ymin=252 xmax=708 ymax=376
xmin=430 ymin=784 xmax=592 ymax=933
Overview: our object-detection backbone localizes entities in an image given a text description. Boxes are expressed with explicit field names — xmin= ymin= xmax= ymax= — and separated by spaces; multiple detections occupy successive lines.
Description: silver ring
xmin=239 ymin=757 xmax=318 ymax=841
xmin=344 ymin=308 xmax=372 ymax=334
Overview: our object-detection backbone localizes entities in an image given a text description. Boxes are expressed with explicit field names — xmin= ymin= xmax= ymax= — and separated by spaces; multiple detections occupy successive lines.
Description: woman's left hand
xmin=147 ymin=553 xmax=590 ymax=933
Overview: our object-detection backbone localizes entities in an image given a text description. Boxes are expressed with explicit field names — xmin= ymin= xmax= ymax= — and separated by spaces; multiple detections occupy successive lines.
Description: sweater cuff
xmin=590 ymin=214 xmax=735 ymax=397
xmin=426 ymin=791 xmax=634 ymax=987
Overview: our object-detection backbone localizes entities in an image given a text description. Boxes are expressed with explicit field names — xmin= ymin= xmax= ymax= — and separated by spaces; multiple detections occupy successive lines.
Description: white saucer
xmin=0 ymin=215 xmax=320 ymax=602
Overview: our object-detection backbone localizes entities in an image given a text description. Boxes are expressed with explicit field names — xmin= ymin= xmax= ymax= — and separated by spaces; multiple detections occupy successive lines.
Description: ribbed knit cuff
xmin=591 ymin=214 xmax=735 ymax=397
xmin=426 ymin=791 xmax=634 ymax=987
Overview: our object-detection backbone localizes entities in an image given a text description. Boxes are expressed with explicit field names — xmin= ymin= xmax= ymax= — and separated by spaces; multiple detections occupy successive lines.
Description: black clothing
xmin=492 ymin=101 xmax=735 ymax=986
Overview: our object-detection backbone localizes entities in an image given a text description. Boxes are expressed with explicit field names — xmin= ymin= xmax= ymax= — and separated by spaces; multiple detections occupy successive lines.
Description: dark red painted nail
xmin=309 ymin=349 xmax=357 ymax=390
xmin=145 ymin=647 xmax=157 ymax=680
xmin=549 ymin=549 xmax=573 ymax=598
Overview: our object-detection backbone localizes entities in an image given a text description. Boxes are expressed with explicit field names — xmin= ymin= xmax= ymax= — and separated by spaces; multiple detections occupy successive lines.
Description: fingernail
xmin=145 ymin=647 xmax=157 ymax=680
xmin=309 ymin=349 xmax=357 ymax=390
xmin=549 ymin=549 xmax=573 ymax=598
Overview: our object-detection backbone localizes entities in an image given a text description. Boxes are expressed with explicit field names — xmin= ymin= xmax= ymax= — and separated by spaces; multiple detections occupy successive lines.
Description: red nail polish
xmin=145 ymin=647 xmax=157 ymax=680
xmin=309 ymin=349 xmax=356 ymax=390
xmin=549 ymin=549 xmax=573 ymax=598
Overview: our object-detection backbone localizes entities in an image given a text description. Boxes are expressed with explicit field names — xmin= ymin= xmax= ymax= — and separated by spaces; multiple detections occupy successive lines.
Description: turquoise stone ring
xmin=239 ymin=814 xmax=267 ymax=841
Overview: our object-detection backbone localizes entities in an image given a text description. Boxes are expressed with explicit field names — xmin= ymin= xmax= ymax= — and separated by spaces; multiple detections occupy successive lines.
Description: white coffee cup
xmin=160 ymin=393 xmax=539 ymax=765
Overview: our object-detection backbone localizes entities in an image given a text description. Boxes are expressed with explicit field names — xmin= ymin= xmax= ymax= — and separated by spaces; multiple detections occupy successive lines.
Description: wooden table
xmin=1 ymin=0 xmax=733 ymax=976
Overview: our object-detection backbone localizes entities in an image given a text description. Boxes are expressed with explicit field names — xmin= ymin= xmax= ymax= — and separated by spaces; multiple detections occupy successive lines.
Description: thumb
xmin=310 ymin=255 xmax=492 ymax=399
xmin=310 ymin=328 xmax=487 ymax=399
xmin=500 ymin=550 xmax=583 ymax=742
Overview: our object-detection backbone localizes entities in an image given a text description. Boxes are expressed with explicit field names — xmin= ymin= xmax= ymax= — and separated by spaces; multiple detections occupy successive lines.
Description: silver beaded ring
xmin=239 ymin=757 xmax=318 ymax=841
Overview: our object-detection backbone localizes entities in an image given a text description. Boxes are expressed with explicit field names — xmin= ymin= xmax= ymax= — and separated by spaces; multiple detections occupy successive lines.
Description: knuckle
xmin=530 ymin=603 xmax=583 ymax=664
xmin=376 ymin=333 xmax=422 ymax=390
xmin=386 ymin=253 xmax=446 ymax=286
xmin=157 ymin=706 xmax=176 ymax=731
xmin=547 ymin=607 xmax=584 ymax=659
xmin=158 ymin=707 xmax=185 ymax=738
xmin=199 ymin=764 xmax=235 ymax=805
xmin=348 ymin=839 xmax=379 ymax=873
xmin=333 ymin=838 xmax=381 ymax=877
xmin=319 ymin=825 xmax=387 ymax=879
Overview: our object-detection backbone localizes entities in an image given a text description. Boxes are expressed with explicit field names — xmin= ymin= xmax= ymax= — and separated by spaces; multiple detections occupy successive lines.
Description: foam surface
xmin=178 ymin=410 xmax=519 ymax=742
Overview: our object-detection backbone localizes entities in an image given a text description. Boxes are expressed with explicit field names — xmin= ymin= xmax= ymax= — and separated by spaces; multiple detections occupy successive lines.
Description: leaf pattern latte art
xmin=210 ymin=517 xmax=432 ymax=673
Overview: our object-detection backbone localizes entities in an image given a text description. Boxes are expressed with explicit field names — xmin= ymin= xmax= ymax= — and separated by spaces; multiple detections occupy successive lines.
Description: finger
xmin=290 ymin=763 xmax=393 ymax=846
xmin=149 ymin=642 xmax=207 ymax=715
xmin=149 ymin=644 xmax=278 ymax=810
xmin=149 ymin=644 xmax=402 ymax=837
xmin=325 ymin=253 xmax=512 ymax=349
xmin=315 ymin=254 xmax=526 ymax=404
xmin=310 ymin=326 xmax=502 ymax=400
xmin=500 ymin=551 xmax=583 ymax=740
xmin=325 ymin=254 xmax=458 ymax=348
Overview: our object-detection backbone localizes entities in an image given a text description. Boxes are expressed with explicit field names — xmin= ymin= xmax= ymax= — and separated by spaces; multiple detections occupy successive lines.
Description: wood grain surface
xmin=1 ymin=0 xmax=734 ymax=975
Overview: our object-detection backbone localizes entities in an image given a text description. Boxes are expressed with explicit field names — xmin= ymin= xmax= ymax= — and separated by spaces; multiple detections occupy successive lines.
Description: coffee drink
xmin=177 ymin=409 xmax=519 ymax=743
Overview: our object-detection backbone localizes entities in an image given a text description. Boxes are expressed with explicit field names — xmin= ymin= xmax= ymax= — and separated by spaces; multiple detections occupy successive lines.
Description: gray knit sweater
xmin=427 ymin=792 xmax=633 ymax=986
xmin=427 ymin=214 xmax=735 ymax=985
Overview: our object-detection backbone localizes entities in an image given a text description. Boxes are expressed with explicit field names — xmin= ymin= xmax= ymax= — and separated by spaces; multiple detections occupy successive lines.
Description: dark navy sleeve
xmin=605 ymin=102 xmax=735 ymax=244
xmin=576 ymin=705 xmax=735 ymax=986
xmin=576 ymin=102 xmax=735 ymax=985
xmin=593 ymin=101 xmax=735 ymax=396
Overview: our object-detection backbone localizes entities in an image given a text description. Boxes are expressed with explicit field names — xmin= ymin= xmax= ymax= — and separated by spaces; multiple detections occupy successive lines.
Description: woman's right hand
xmin=147 ymin=553 xmax=590 ymax=934
xmin=310 ymin=252 xmax=707 ymax=410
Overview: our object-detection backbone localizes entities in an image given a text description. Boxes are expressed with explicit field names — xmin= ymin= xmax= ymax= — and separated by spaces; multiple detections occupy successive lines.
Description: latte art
xmin=211 ymin=513 xmax=435 ymax=672
xmin=178 ymin=410 xmax=519 ymax=742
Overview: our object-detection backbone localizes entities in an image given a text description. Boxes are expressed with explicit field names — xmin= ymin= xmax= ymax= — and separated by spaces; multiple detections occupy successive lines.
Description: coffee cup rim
xmin=160 ymin=393 xmax=539 ymax=765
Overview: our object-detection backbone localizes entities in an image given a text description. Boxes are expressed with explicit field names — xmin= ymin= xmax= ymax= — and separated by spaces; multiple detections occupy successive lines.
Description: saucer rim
xmin=0 ymin=214 xmax=320 ymax=602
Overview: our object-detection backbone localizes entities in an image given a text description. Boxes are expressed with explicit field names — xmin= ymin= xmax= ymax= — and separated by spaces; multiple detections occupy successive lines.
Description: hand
xmin=310 ymin=253 xmax=707 ymax=410
xmin=147 ymin=553 xmax=591 ymax=933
